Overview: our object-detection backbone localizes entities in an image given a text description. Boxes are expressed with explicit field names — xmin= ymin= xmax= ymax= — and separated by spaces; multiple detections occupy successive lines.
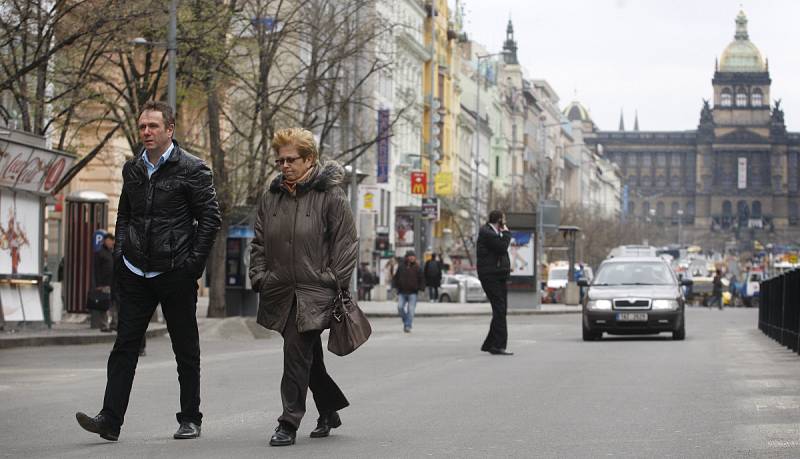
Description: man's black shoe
xmin=310 ymin=411 xmax=342 ymax=438
xmin=173 ymin=421 xmax=201 ymax=439
xmin=270 ymin=424 xmax=296 ymax=446
xmin=487 ymin=347 xmax=514 ymax=355
xmin=75 ymin=412 xmax=119 ymax=441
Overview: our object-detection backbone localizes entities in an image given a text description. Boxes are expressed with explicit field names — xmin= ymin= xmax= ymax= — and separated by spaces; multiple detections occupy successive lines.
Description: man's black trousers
xmin=100 ymin=264 xmax=201 ymax=429
xmin=278 ymin=302 xmax=349 ymax=430
xmin=479 ymin=276 xmax=508 ymax=351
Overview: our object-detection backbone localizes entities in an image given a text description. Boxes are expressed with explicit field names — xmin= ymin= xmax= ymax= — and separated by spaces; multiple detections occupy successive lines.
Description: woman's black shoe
xmin=269 ymin=424 xmax=296 ymax=446
xmin=310 ymin=411 xmax=342 ymax=438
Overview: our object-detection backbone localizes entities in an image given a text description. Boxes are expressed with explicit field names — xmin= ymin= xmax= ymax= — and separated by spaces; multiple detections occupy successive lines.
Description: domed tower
xmin=711 ymin=10 xmax=771 ymax=127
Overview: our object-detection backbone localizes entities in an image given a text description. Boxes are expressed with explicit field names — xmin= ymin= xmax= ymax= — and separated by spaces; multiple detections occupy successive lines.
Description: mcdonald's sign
xmin=410 ymin=171 xmax=427 ymax=195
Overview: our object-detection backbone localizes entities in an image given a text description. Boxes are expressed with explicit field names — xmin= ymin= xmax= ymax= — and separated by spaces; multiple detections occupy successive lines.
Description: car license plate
xmin=617 ymin=312 xmax=648 ymax=322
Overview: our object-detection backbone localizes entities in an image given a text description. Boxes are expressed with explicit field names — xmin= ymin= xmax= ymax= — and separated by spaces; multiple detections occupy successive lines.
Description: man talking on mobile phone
xmin=476 ymin=210 xmax=513 ymax=355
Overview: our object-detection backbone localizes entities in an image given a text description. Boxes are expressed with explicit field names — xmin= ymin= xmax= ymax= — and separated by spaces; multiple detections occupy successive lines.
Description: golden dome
xmin=719 ymin=11 xmax=766 ymax=73
xmin=563 ymin=101 xmax=591 ymax=122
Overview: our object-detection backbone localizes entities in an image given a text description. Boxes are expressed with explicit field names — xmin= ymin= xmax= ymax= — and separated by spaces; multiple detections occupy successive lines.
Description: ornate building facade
xmin=586 ymin=11 xmax=800 ymax=248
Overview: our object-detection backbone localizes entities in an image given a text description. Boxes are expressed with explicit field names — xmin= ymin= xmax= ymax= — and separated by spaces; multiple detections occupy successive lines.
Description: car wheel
xmin=439 ymin=293 xmax=451 ymax=303
xmin=673 ymin=322 xmax=686 ymax=341
xmin=582 ymin=323 xmax=601 ymax=341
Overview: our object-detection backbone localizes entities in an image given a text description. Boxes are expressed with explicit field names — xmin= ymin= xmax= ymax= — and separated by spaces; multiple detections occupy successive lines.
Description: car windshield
xmin=593 ymin=262 xmax=676 ymax=286
xmin=549 ymin=269 xmax=568 ymax=280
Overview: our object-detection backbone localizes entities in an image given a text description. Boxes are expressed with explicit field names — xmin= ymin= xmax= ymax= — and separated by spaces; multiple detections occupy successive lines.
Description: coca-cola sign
xmin=0 ymin=138 xmax=75 ymax=196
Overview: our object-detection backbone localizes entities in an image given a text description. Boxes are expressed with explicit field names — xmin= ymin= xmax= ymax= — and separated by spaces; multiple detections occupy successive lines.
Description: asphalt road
xmin=1 ymin=307 xmax=799 ymax=458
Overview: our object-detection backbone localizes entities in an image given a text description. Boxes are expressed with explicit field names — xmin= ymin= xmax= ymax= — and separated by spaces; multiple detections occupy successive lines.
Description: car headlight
xmin=587 ymin=299 xmax=612 ymax=310
xmin=652 ymin=299 xmax=679 ymax=310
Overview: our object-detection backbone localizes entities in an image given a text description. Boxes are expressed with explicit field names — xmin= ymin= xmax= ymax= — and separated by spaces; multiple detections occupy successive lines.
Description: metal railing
xmin=758 ymin=269 xmax=800 ymax=353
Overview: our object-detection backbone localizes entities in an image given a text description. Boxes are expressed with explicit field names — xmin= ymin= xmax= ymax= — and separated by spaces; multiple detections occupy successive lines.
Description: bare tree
xmin=0 ymin=0 xmax=148 ymax=138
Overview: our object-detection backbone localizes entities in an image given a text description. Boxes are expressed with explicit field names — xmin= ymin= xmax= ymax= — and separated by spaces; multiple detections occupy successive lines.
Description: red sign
xmin=411 ymin=171 xmax=427 ymax=195
xmin=0 ymin=137 xmax=75 ymax=196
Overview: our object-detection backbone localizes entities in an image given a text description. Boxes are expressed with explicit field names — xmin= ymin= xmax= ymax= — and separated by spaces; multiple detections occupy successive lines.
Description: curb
xmin=364 ymin=309 xmax=581 ymax=319
xmin=0 ymin=325 xmax=168 ymax=350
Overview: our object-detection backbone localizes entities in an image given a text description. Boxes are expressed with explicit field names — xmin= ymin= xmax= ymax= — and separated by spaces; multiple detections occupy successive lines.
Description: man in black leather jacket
xmin=76 ymin=100 xmax=221 ymax=442
xmin=476 ymin=210 xmax=513 ymax=355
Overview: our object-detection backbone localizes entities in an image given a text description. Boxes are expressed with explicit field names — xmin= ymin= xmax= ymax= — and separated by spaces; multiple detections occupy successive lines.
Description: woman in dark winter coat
xmin=249 ymin=128 xmax=358 ymax=447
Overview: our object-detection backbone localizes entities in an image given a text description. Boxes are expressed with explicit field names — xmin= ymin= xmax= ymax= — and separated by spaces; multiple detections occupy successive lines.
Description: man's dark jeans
xmin=100 ymin=264 xmax=201 ymax=429
xmin=479 ymin=276 xmax=508 ymax=351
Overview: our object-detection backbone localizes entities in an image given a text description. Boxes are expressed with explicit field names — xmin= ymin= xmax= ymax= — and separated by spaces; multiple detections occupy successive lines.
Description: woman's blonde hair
xmin=271 ymin=128 xmax=318 ymax=162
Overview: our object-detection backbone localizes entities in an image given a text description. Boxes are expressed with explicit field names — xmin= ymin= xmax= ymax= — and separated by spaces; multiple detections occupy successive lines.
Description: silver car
xmin=438 ymin=274 xmax=488 ymax=303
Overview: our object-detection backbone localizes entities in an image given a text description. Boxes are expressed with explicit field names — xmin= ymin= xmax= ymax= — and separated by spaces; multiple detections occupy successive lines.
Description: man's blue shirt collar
xmin=142 ymin=142 xmax=174 ymax=178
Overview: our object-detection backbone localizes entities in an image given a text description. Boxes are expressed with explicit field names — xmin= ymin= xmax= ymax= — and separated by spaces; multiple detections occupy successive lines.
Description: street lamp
xmin=677 ymin=209 xmax=684 ymax=247
xmin=130 ymin=0 xmax=177 ymax=111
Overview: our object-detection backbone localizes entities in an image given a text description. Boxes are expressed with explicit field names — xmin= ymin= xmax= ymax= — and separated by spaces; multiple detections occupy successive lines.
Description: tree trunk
xmin=205 ymin=80 xmax=229 ymax=318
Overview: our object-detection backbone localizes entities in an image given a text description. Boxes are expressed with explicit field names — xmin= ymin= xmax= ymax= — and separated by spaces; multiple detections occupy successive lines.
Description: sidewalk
xmin=1 ymin=298 xmax=578 ymax=349
xmin=0 ymin=319 xmax=167 ymax=350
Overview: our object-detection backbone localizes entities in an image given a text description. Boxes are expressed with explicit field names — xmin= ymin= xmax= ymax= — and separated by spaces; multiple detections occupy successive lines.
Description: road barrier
xmin=758 ymin=269 xmax=800 ymax=353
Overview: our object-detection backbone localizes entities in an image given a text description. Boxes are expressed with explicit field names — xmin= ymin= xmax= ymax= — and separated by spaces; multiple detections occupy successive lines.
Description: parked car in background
xmin=543 ymin=263 xmax=593 ymax=303
xmin=580 ymin=256 xmax=691 ymax=341
xmin=742 ymin=270 xmax=763 ymax=307
xmin=439 ymin=274 xmax=487 ymax=303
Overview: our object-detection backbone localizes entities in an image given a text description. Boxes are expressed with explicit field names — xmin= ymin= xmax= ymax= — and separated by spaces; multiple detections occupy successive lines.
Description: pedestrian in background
xmin=424 ymin=253 xmax=443 ymax=302
xmin=249 ymin=128 xmax=357 ymax=447
xmin=76 ymin=100 xmax=221 ymax=442
xmin=393 ymin=250 xmax=424 ymax=333
xmin=358 ymin=262 xmax=376 ymax=301
xmin=92 ymin=233 xmax=115 ymax=332
xmin=710 ymin=269 xmax=724 ymax=310
xmin=477 ymin=210 xmax=513 ymax=355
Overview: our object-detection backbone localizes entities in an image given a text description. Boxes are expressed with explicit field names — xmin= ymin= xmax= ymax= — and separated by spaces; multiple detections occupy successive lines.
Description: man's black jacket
xmin=476 ymin=224 xmax=511 ymax=280
xmin=114 ymin=141 xmax=221 ymax=276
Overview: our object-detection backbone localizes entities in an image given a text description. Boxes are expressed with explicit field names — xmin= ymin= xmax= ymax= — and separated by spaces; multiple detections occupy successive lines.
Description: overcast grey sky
xmin=461 ymin=0 xmax=800 ymax=131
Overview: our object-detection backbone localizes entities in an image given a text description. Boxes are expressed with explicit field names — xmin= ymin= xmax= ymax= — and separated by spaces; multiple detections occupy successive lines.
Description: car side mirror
xmin=681 ymin=279 xmax=693 ymax=287
xmin=577 ymin=279 xmax=589 ymax=287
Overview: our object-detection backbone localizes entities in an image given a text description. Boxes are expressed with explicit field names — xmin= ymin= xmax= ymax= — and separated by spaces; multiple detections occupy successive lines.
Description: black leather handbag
xmin=86 ymin=289 xmax=112 ymax=311
xmin=327 ymin=271 xmax=372 ymax=356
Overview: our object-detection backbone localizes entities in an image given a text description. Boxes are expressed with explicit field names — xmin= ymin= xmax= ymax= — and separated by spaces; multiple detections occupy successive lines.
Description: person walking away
xmin=711 ymin=269 xmax=723 ymax=310
xmin=393 ymin=250 xmax=424 ymax=332
xmin=75 ymin=101 xmax=221 ymax=442
xmin=249 ymin=128 xmax=357 ymax=447
xmin=477 ymin=210 xmax=513 ymax=355
xmin=424 ymin=253 xmax=443 ymax=302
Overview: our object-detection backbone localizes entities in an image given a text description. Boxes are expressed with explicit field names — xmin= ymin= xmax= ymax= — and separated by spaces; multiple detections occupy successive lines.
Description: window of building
xmin=789 ymin=201 xmax=799 ymax=226
xmin=656 ymin=201 xmax=665 ymax=218
xmin=495 ymin=156 xmax=500 ymax=177
xmin=641 ymin=153 xmax=652 ymax=167
xmin=751 ymin=200 xmax=762 ymax=218
xmin=752 ymin=88 xmax=763 ymax=107
xmin=735 ymin=88 xmax=748 ymax=107
xmin=671 ymin=202 xmax=680 ymax=217
xmin=722 ymin=200 xmax=732 ymax=216
xmin=628 ymin=201 xmax=635 ymax=216
xmin=721 ymin=88 xmax=732 ymax=107
xmin=642 ymin=201 xmax=650 ymax=217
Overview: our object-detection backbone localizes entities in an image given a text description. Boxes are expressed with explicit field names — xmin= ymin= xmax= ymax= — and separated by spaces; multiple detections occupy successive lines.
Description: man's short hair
xmin=139 ymin=100 xmax=175 ymax=129
xmin=103 ymin=233 xmax=115 ymax=241
xmin=488 ymin=210 xmax=504 ymax=224
xmin=271 ymin=127 xmax=319 ymax=162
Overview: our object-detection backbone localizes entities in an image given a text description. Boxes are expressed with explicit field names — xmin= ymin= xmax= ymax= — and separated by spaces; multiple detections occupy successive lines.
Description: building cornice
xmin=396 ymin=30 xmax=429 ymax=62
